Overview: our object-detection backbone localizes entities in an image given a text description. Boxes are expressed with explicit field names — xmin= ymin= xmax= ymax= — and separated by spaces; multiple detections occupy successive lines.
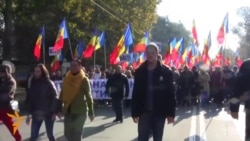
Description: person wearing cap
xmin=0 ymin=65 xmax=22 ymax=141
xmin=131 ymin=43 xmax=176 ymax=141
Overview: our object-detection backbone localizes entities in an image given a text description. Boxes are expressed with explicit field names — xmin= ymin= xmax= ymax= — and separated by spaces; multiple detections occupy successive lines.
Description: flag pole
xmin=93 ymin=49 xmax=96 ymax=69
xmin=67 ymin=38 xmax=73 ymax=59
xmin=104 ymin=43 xmax=107 ymax=70
xmin=42 ymin=25 xmax=46 ymax=64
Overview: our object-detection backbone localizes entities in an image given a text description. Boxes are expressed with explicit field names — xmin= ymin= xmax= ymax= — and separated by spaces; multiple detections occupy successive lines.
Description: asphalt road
xmin=0 ymin=104 xmax=245 ymax=141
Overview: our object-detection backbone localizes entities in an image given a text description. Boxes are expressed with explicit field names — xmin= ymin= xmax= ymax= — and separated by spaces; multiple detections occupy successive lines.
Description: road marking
xmin=199 ymin=109 xmax=206 ymax=141
xmin=189 ymin=106 xmax=197 ymax=141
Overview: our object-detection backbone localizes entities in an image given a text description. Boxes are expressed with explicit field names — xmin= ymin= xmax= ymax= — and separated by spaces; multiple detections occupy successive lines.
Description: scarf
xmin=61 ymin=70 xmax=85 ymax=108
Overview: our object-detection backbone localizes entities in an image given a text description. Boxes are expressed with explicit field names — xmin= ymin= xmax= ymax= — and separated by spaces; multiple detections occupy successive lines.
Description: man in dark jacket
xmin=0 ymin=65 xmax=22 ymax=141
xmin=230 ymin=58 xmax=250 ymax=141
xmin=106 ymin=65 xmax=129 ymax=123
xmin=131 ymin=43 xmax=176 ymax=141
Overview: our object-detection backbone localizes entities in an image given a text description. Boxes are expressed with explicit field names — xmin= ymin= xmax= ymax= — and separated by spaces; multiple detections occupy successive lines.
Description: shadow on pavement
xmin=184 ymin=135 xmax=205 ymax=141
xmin=22 ymin=132 xmax=46 ymax=141
xmin=174 ymin=106 xmax=198 ymax=125
xmin=55 ymin=122 xmax=118 ymax=140
xmin=82 ymin=122 xmax=117 ymax=138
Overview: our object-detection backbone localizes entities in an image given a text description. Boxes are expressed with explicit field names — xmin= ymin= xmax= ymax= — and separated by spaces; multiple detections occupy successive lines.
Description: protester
xmin=230 ymin=59 xmax=250 ymax=141
xmin=198 ymin=69 xmax=211 ymax=107
xmin=60 ymin=59 xmax=94 ymax=141
xmin=106 ymin=65 xmax=129 ymax=123
xmin=0 ymin=65 xmax=22 ymax=141
xmin=26 ymin=64 xmax=59 ymax=141
xmin=178 ymin=66 xmax=194 ymax=106
xmin=131 ymin=43 xmax=176 ymax=141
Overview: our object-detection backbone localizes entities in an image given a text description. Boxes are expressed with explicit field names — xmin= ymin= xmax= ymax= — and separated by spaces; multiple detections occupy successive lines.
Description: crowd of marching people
xmin=0 ymin=43 xmax=247 ymax=141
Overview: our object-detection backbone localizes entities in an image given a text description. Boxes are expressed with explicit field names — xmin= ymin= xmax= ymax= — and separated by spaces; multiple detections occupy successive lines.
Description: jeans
xmin=200 ymin=91 xmax=209 ymax=107
xmin=0 ymin=108 xmax=22 ymax=141
xmin=138 ymin=112 xmax=166 ymax=141
xmin=112 ymin=98 xmax=123 ymax=120
xmin=64 ymin=113 xmax=86 ymax=141
xmin=30 ymin=115 xmax=55 ymax=141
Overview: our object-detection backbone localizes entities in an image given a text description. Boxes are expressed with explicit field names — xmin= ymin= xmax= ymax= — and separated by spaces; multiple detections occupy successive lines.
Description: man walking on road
xmin=106 ymin=65 xmax=129 ymax=123
xmin=230 ymin=58 xmax=250 ymax=141
xmin=131 ymin=43 xmax=176 ymax=141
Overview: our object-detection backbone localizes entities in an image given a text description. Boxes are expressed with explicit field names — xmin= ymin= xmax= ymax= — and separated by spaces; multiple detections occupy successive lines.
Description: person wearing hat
xmin=131 ymin=43 xmax=176 ymax=141
xmin=0 ymin=65 xmax=22 ymax=141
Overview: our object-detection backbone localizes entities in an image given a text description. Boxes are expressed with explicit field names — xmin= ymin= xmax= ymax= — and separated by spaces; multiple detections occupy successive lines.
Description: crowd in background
xmin=49 ymin=62 xmax=238 ymax=108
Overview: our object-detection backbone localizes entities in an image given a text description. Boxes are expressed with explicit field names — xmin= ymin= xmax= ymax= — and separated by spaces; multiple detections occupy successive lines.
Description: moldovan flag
xmin=95 ymin=31 xmax=105 ymax=50
xmin=53 ymin=19 xmax=68 ymax=51
xmin=133 ymin=32 xmax=149 ymax=53
xmin=74 ymin=40 xmax=84 ymax=59
xmin=51 ymin=54 xmax=64 ymax=72
xmin=201 ymin=31 xmax=212 ymax=65
xmin=33 ymin=26 xmax=45 ymax=61
xmin=235 ymin=52 xmax=243 ymax=67
xmin=217 ymin=13 xmax=229 ymax=45
xmin=109 ymin=23 xmax=133 ymax=64
xmin=192 ymin=19 xmax=199 ymax=46
xmin=82 ymin=30 xmax=97 ymax=58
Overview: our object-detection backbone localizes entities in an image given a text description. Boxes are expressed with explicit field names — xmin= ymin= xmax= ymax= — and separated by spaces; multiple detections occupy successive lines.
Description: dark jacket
xmin=0 ymin=74 xmax=16 ymax=108
xmin=131 ymin=60 xmax=176 ymax=118
xmin=106 ymin=73 xmax=129 ymax=99
xmin=230 ymin=59 xmax=250 ymax=112
xmin=26 ymin=77 xmax=58 ymax=119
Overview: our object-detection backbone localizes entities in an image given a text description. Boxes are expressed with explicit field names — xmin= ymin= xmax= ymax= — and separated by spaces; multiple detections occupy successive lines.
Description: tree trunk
xmin=3 ymin=0 xmax=13 ymax=60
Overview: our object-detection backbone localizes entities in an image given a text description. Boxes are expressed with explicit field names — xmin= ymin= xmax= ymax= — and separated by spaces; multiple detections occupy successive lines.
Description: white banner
xmin=53 ymin=79 xmax=134 ymax=100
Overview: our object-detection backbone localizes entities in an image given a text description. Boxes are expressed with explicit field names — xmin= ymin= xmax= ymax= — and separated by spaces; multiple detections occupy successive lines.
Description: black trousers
xmin=112 ymin=98 xmax=123 ymax=120
xmin=246 ymin=111 xmax=250 ymax=141
xmin=138 ymin=112 xmax=166 ymax=141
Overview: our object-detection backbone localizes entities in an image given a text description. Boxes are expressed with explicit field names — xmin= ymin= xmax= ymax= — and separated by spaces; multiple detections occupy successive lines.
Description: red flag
xmin=192 ymin=19 xmax=199 ymax=46
xmin=33 ymin=26 xmax=44 ymax=61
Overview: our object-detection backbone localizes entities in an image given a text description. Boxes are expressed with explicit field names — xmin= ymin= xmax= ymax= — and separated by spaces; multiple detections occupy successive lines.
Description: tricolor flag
xmin=82 ymin=30 xmax=97 ymax=58
xmin=53 ymin=19 xmax=68 ymax=51
xmin=74 ymin=40 xmax=84 ymax=59
xmin=235 ymin=52 xmax=243 ymax=67
xmin=192 ymin=19 xmax=199 ymax=46
xmin=217 ymin=13 xmax=229 ymax=45
xmin=109 ymin=23 xmax=133 ymax=64
xmin=202 ymin=31 xmax=212 ymax=65
xmin=171 ymin=37 xmax=184 ymax=63
xmin=133 ymin=32 xmax=149 ymax=53
xmin=33 ymin=26 xmax=45 ymax=61
xmin=95 ymin=31 xmax=105 ymax=50
xmin=51 ymin=54 xmax=64 ymax=72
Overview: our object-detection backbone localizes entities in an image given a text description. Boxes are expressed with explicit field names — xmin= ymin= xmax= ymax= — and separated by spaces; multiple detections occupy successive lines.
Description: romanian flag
xmin=235 ymin=52 xmax=243 ymax=67
xmin=175 ymin=38 xmax=185 ymax=68
xmin=133 ymin=32 xmax=149 ymax=53
xmin=33 ymin=26 xmax=45 ymax=61
xmin=95 ymin=31 xmax=105 ymax=50
xmin=217 ymin=13 xmax=229 ymax=45
xmin=74 ymin=40 xmax=84 ymax=59
xmin=192 ymin=19 xmax=199 ymax=46
xmin=53 ymin=19 xmax=68 ymax=51
xmin=191 ymin=44 xmax=200 ymax=65
xmin=51 ymin=54 xmax=64 ymax=72
xmin=213 ymin=47 xmax=223 ymax=66
xmin=169 ymin=38 xmax=177 ymax=54
xmin=201 ymin=31 xmax=212 ymax=65
xmin=109 ymin=23 xmax=133 ymax=64
xmin=82 ymin=30 xmax=97 ymax=58
xmin=172 ymin=38 xmax=184 ymax=64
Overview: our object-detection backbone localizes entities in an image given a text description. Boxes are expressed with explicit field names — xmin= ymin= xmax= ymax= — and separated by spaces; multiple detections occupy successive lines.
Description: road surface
xmin=0 ymin=104 xmax=245 ymax=141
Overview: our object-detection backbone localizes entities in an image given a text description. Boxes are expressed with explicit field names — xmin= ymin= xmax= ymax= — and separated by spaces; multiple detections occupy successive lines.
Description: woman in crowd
xmin=26 ymin=64 xmax=59 ymax=141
